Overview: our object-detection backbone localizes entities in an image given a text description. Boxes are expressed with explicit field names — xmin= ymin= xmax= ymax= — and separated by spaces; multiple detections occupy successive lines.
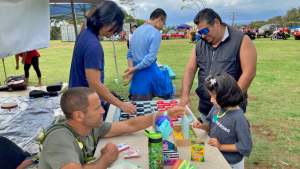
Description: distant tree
xmin=120 ymin=0 xmax=139 ymax=22
xmin=50 ymin=19 xmax=66 ymax=40
xmin=181 ymin=0 xmax=208 ymax=11
xmin=121 ymin=7 xmax=135 ymax=22
xmin=267 ymin=15 xmax=284 ymax=25
xmin=284 ymin=7 xmax=300 ymax=23
xmin=68 ymin=19 xmax=84 ymax=25
xmin=162 ymin=25 xmax=176 ymax=33
xmin=137 ymin=19 xmax=147 ymax=26
xmin=50 ymin=27 xmax=61 ymax=40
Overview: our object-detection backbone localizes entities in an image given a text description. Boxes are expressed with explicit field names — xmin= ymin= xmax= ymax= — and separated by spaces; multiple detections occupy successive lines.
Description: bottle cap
xmin=143 ymin=130 xmax=162 ymax=139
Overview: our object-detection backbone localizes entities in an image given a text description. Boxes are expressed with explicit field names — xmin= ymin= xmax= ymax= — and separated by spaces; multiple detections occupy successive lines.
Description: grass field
xmin=1 ymin=36 xmax=300 ymax=168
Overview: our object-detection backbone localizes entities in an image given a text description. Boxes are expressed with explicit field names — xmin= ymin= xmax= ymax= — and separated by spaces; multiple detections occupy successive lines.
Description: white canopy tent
xmin=0 ymin=0 xmax=106 ymax=59
xmin=0 ymin=0 xmax=50 ymax=59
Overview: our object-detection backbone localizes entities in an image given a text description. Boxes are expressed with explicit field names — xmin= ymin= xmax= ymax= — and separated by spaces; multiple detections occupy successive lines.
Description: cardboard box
xmin=171 ymin=124 xmax=200 ymax=147
xmin=191 ymin=141 xmax=205 ymax=162
xmin=163 ymin=141 xmax=179 ymax=165
xmin=123 ymin=150 xmax=140 ymax=159
xmin=117 ymin=143 xmax=130 ymax=152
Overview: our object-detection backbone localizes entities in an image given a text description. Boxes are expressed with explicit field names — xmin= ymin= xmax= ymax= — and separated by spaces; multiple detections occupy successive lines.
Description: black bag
xmin=46 ymin=81 xmax=63 ymax=92
xmin=11 ymin=84 xmax=27 ymax=91
xmin=0 ymin=85 xmax=8 ymax=91
xmin=29 ymin=90 xmax=58 ymax=98
xmin=7 ymin=75 xmax=25 ymax=83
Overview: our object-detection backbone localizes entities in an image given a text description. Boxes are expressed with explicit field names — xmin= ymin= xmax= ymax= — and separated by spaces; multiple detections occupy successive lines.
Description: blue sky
xmin=113 ymin=0 xmax=299 ymax=26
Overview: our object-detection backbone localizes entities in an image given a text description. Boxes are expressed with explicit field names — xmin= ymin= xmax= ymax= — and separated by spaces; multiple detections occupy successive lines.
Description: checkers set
xmin=114 ymin=100 xmax=194 ymax=124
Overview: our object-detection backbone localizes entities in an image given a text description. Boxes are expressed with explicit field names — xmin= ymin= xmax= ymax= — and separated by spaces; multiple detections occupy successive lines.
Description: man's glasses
xmin=161 ymin=18 xmax=166 ymax=25
xmin=197 ymin=19 xmax=215 ymax=35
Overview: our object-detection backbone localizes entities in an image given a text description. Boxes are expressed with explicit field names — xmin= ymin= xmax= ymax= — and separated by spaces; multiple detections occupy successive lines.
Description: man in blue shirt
xmin=122 ymin=8 xmax=176 ymax=101
xmin=69 ymin=1 xmax=137 ymax=116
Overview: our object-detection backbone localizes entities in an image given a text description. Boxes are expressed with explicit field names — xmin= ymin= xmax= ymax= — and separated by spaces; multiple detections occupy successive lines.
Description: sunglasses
xmin=197 ymin=19 xmax=215 ymax=35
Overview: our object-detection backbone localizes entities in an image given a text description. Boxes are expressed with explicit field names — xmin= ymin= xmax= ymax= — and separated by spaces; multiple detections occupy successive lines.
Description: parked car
xmin=259 ymin=24 xmax=291 ymax=38
xmin=292 ymin=28 xmax=300 ymax=40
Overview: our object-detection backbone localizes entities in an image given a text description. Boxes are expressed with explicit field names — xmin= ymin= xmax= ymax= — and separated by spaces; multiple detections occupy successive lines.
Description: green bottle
xmin=143 ymin=130 xmax=163 ymax=169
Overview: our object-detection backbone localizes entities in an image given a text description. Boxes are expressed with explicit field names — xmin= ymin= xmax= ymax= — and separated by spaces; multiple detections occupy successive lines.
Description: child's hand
xmin=208 ymin=138 xmax=221 ymax=149
xmin=193 ymin=121 xmax=203 ymax=128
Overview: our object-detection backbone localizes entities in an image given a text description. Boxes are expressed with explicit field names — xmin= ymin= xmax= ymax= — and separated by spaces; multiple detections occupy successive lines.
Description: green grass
xmin=1 ymin=36 xmax=300 ymax=168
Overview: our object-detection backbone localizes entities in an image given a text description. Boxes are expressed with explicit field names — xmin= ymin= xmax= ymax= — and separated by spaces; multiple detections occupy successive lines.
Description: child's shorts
xmin=229 ymin=158 xmax=244 ymax=169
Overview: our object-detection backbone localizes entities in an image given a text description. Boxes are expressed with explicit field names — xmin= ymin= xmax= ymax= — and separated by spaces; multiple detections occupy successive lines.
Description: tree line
xmin=232 ymin=7 xmax=300 ymax=29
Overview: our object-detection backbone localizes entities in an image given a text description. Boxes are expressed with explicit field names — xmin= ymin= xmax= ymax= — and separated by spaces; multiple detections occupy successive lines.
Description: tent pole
xmin=70 ymin=0 xmax=78 ymax=38
xmin=2 ymin=59 xmax=8 ymax=83
xmin=112 ymin=37 xmax=120 ymax=84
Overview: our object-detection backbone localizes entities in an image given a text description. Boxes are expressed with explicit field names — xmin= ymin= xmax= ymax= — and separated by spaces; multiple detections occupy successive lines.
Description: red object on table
xmin=164 ymin=103 xmax=171 ymax=106
xmin=157 ymin=101 xmax=164 ymax=104
xmin=157 ymin=105 xmax=165 ymax=108
xmin=162 ymin=34 xmax=169 ymax=38
xmin=171 ymin=117 xmax=178 ymax=121
xmin=170 ymin=100 xmax=178 ymax=104
xmin=159 ymin=109 xmax=166 ymax=112
xmin=171 ymin=34 xmax=183 ymax=38
xmin=166 ymin=107 xmax=172 ymax=110
xmin=177 ymin=115 xmax=182 ymax=118
xmin=172 ymin=104 xmax=178 ymax=107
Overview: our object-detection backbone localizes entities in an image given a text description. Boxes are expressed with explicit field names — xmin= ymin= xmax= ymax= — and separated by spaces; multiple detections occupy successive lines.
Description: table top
xmin=94 ymin=104 xmax=231 ymax=169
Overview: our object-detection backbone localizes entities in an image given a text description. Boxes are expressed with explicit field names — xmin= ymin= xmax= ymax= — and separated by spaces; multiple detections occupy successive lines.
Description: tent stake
xmin=112 ymin=36 xmax=120 ymax=84
xmin=2 ymin=59 xmax=8 ymax=84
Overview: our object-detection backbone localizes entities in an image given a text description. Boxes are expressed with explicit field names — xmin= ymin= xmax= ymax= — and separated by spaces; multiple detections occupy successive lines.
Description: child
xmin=193 ymin=72 xmax=253 ymax=169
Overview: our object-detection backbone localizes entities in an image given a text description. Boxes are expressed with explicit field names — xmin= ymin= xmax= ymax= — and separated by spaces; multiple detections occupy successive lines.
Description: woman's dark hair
xmin=150 ymin=8 xmax=167 ymax=21
xmin=86 ymin=1 xmax=124 ymax=35
xmin=130 ymin=25 xmax=138 ymax=33
xmin=205 ymin=72 xmax=244 ymax=108
xmin=194 ymin=8 xmax=226 ymax=27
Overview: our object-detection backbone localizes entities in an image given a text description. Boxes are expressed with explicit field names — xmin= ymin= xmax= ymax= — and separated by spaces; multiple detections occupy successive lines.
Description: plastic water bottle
xmin=143 ymin=130 xmax=163 ymax=169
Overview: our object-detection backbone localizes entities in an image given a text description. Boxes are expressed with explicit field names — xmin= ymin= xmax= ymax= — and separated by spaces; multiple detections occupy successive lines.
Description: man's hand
xmin=122 ymin=73 xmax=133 ymax=86
xmin=208 ymin=138 xmax=221 ymax=149
xmin=100 ymin=142 xmax=119 ymax=163
xmin=193 ymin=121 xmax=203 ymax=128
xmin=21 ymin=59 xmax=25 ymax=64
xmin=119 ymin=102 xmax=137 ymax=115
xmin=179 ymin=96 xmax=191 ymax=107
xmin=16 ymin=65 xmax=19 ymax=70
xmin=166 ymin=106 xmax=188 ymax=118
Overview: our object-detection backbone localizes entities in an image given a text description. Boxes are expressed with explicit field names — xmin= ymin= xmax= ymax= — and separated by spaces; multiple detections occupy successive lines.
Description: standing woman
xmin=15 ymin=49 xmax=42 ymax=87
xmin=69 ymin=1 xmax=137 ymax=117
xmin=127 ymin=25 xmax=137 ymax=49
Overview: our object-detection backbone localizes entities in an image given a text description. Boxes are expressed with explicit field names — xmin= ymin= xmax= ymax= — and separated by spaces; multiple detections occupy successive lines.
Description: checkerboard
xmin=112 ymin=99 xmax=194 ymax=124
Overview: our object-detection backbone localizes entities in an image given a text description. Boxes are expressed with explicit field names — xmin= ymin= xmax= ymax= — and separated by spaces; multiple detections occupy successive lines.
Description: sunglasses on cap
xmin=197 ymin=19 xmax=215 ymax=35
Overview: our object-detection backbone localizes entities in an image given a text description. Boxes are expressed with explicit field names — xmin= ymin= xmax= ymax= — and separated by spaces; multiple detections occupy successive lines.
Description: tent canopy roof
xmin=175 ymin=23 xmax=192 ymax=30
xmin=50 ymin=3 xmax=100 ymax=19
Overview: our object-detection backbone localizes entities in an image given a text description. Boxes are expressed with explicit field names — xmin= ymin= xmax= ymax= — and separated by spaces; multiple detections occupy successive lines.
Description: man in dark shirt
xmin=179 ymin=8 xmax=257 ymax=123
